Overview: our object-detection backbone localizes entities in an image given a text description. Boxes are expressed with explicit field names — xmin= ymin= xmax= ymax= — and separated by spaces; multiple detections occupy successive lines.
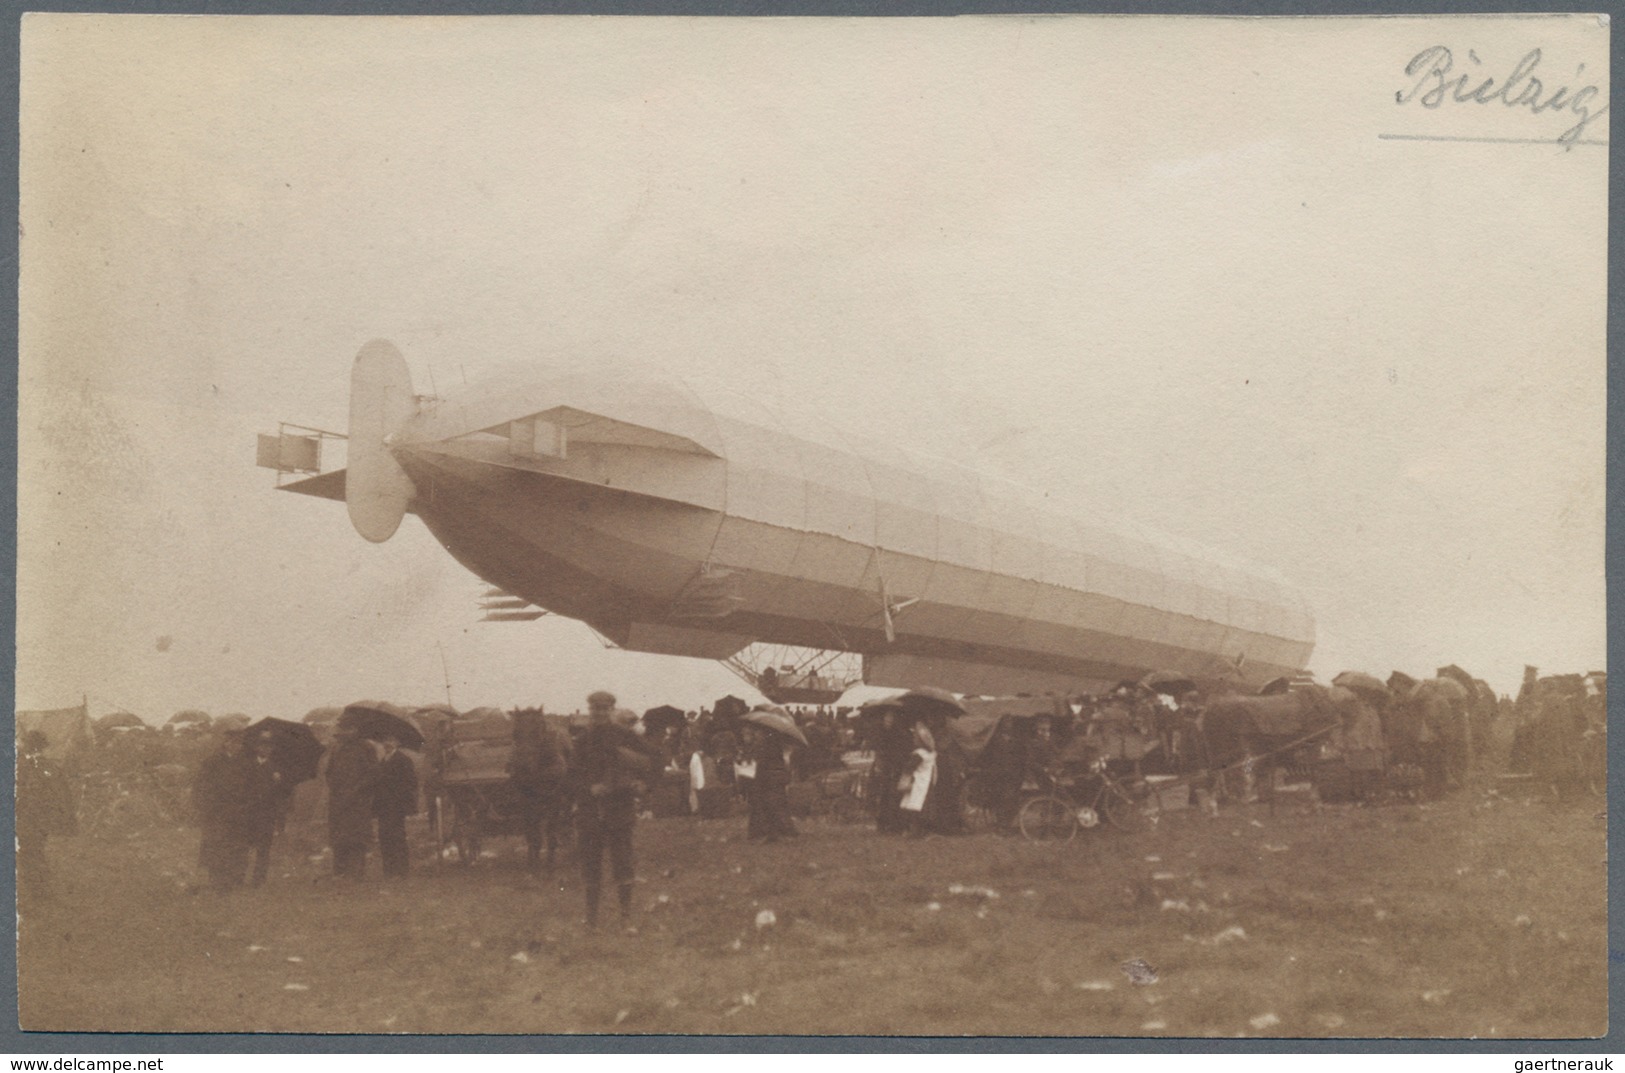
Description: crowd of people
xmin=12 ymin=664 xmax=1606 ymax=933
xmin=193 ymin=721 xmax=421 ymax=891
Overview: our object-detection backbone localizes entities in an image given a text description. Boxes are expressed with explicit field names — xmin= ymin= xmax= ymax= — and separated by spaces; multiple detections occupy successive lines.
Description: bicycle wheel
xmin=1018 ymin=795 xmax=1078 ymax=843
xmin=1101 ymin=781 xmax=1152 ymax=833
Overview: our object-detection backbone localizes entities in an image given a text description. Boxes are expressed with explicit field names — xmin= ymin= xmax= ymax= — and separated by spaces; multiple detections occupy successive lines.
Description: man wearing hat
xmin=193 ymin=729 xmax=252 ymax=892
xmin=373 ymin=733 xmax=420 ymax=877
xmin=568 ymin=690 xmax=657 ymax=930
xmin=243 ymin=730 xmax=286 ymax=887
xmin=326 ymin=717 xmax=379 ymax=880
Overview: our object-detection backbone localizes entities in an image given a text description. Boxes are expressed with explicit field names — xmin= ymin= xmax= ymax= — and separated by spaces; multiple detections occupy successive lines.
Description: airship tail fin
xmin=346 ymin=339 xmax=418 ymax=542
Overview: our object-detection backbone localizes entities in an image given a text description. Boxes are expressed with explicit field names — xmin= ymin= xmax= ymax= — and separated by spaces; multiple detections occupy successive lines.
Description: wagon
xmin=421 ymin=708 xmax=548 ymax=865
xmin=805 ymin=760 xmax=870 ymax=823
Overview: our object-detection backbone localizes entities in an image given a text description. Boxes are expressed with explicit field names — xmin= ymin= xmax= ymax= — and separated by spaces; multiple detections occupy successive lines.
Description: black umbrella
xmin=339 ymin=701 xmax=426 ymax=751
xmin=893 ymin=687 xmax=967 ymax=719
xmin=643 ymin=705 xmax=687 ymax=736
xmin=712 ymin=695 xmax=750 ymax=720
xmin=245 ymin=717 xmax=325 ymax=784
xmin=1331 ymin=671 xmax=1389 ymax=704
xmin=742 ymin=705 xmax=810 ymax=747
xmin=1140 ymin=670 xmax=1198 ymax=697
xmin=855 ymin=694 xmax=906 ymax=715
xmin=857 ymin=688 xmax=967 ymax=721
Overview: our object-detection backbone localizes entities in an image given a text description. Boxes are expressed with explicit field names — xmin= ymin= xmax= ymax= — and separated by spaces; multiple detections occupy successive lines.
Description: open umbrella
xmin=1332 ymin=671 xmax=1389 ymax=704
xmin=712 ymin=695 xmax=750 ymax=720
xmin=1141 ymin=670 xmax=1198 ymax=697
xmin=1414 ymin=676 xmax=1469 ymax=703
xmin=340 ymin=701 xmax=426 ymax=751
xmin=856 ymin=694 xmax=906 ymax=715
xmin=1435 ymin=665 xmax=1478 ymax=694
xmin=892 ymin=687 xmax=967 ymax=719
xmin=643 ymin=705 xmax=687 ymax=736
xmin=742 ymin=705 xmax=809 ymax=747
xmin=95 ymin=711 xmax=146 ymax=731
xmin=245 ymin=716 xmax=325 ymax=784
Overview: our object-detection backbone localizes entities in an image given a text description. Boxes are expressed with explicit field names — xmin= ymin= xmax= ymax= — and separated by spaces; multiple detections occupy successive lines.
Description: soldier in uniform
xmin=568 ymin=690 xmax=656 ymax=931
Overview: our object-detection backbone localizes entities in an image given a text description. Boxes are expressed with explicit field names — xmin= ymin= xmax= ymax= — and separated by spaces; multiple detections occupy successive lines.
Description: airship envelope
xmin=265 ymin=341 xmax=1315 ymax=697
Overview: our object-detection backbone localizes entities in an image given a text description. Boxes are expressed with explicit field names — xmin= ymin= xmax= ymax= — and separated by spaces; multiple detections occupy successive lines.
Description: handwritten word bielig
xmin=1396 ymin=46 xmax=1607 ymax=146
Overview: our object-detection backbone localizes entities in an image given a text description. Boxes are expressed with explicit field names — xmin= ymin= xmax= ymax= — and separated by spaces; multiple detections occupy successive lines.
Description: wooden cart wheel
xmin=450 ymin=792 xmax=482 ymax=865
xmin=1101 ymin=780 xmax=1153 ymax=833
xmin=958 ymin=776 xmax=1001 ymax=834
xmin=433 ymin=791 xmax=454 ymax=864
xmin=1018 ymin=795 xmax=1078 ymax=843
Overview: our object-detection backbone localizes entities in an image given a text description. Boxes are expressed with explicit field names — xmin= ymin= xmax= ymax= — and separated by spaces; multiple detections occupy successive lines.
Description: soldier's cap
xmin=587 ymin=690 xmax=617 ymax=707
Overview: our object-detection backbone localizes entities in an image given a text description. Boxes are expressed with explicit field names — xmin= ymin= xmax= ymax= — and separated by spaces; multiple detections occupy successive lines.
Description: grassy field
xmin=17 ymin=785 xmax=1608 ymax=1039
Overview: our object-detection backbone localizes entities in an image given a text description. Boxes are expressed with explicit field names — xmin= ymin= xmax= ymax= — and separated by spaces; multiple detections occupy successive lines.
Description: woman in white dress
xmin=899 ymin=722 xmax=937 ymax=836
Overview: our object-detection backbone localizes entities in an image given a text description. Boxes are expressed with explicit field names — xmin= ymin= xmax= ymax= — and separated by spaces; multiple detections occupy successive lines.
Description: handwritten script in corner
xmin=1391 ymin=46 xmax=1608 ymax=148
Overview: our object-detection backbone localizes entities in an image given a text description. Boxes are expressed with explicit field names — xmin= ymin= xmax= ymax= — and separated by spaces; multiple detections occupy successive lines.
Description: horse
xmin=1196 ymin=685 xmax=1347 ymax=802
xmin=508 ymin=708 xmax=574 ymax=871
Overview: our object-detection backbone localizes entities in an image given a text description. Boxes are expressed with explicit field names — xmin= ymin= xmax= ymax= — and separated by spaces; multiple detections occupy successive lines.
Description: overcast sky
xmin=17 ymin=14 xmax=1608 ymax=719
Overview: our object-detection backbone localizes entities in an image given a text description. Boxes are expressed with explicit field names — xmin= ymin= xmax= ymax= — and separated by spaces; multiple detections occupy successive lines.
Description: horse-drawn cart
xmin=422 ymin=708 xmax=571 ymax=867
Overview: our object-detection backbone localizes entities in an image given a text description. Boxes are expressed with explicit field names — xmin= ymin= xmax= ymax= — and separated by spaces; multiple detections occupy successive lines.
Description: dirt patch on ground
xmin=18 ymin=788 xmax=1607 ymax=1038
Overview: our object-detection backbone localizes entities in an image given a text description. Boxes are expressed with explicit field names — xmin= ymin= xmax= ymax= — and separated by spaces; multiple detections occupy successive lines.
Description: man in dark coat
xmin=743 ymin=717 xmax=798 ymax=842
xmin=568 ymin=690 xmax=656 ymax=931
xmin=326 ymin=719 xmax=379 ymax=880
xmin=868 ymin=708 xmax=913 ymax=834
xmin=373 ymin=734 xmax=419 ymax=877
xmin=193 ymin=730 xmax=252 ymax=892
xmin=980 ymin=719 xmax=1025 ymax=831
xmin=16 ymin=730 xmax=76 ymax=902
xmin=243 ymin=730 xmax=287 ymax=887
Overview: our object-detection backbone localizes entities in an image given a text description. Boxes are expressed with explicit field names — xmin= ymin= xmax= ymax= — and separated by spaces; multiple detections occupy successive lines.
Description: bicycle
xmin=1017 ymin=761 xmax=1155 ymax=842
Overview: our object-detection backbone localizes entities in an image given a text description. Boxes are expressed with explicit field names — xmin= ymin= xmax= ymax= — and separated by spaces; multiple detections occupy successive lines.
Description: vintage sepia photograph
xmin=15 ymin=13 xmax=1608 ymax=1038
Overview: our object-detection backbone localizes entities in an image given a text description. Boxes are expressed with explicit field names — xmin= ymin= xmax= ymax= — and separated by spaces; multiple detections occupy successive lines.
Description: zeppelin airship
xmin=258 ymin=340 xmax=1315 ymax=697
